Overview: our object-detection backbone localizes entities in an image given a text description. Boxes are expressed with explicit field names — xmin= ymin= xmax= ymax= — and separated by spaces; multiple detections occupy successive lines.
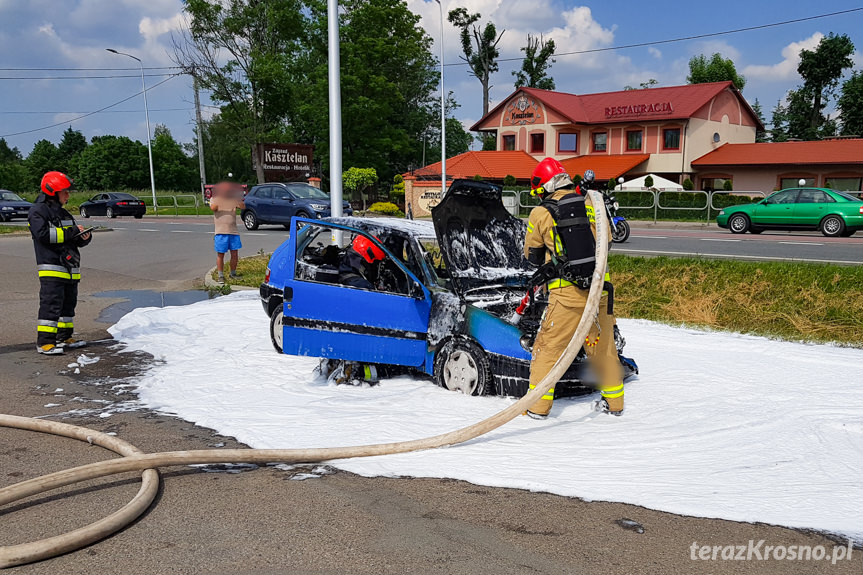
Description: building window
xmin=663 ymin=128 xmax=680 ymax=150
xmin=626 ymin=130 xmax=642 ymax=151
xmin=558 ymin=133 xmax=577 ymax=153
xmin=780 ymin=177 xmax=815 ymax=189
xmin=824 ymin=177 xmax=862 ymax=191
xmin=502 ymin=134 xmax=516 ymax=151
xmin=530 ymin=133 xmax=545 ymax=154
xmin=592 ymin=132 xmax=607 ymax=152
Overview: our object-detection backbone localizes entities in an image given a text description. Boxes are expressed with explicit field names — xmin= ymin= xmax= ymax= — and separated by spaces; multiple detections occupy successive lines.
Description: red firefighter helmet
xmin=352 ymin=235 xmax=385 ymax=264
xmin=41 ymin=171 xmax=73 ymax=196
xmin=530 ymin=158 xmax=567 ymax=196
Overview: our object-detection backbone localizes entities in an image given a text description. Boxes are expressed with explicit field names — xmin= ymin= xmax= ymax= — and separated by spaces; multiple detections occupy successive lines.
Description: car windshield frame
xmin=286 ymin=183 xmax=330 ymax=200
xmin=0 ymin=191 xmax=25 ymax=201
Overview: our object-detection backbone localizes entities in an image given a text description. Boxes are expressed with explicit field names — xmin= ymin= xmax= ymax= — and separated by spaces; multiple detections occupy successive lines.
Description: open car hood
xmin=431 ymin=179 xmax=532 ymax=296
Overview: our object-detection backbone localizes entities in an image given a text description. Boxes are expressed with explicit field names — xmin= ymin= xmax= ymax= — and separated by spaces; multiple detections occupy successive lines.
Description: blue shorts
xmin=214 ymin=234 xmax=242 ymax=254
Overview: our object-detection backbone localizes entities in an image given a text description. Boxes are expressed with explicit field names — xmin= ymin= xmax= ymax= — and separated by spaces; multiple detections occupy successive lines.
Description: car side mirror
xmin=410 ymin=281 xmax=425 ymax=299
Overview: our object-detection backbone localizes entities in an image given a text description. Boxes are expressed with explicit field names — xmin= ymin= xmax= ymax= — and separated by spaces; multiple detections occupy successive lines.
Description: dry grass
xmin=610 ymin=255 xmax=863 ymax=347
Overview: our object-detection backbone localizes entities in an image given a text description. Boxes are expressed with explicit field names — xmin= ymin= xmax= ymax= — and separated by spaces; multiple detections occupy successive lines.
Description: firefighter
xmin=523 ymin=158 xmax=624 ymax=418
xmin=28 ymin=171 xmax=92 ymax=355
xmin=339 ymin=234 xmax=385 ymax=290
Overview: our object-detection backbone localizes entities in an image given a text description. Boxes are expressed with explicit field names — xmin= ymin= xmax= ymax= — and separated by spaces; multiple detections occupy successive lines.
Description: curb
xmin=203 ymin=266 xmax=257 ymax=291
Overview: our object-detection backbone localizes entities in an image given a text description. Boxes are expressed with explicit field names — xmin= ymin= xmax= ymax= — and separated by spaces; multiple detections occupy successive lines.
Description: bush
xmin=473 ymin=174 xmax=483 ymax=181
xmin=723 ymin=179 xmax=733 ymax=191
xmin=503 ymin=174 xmax=516 ymax=186
xmin=682 ymin=178 xmax=694 ymax=191
xmin=644 ymin=175 xmax=654 ymax=188
xmin=368 ymin=201 xmax=403 ymax=216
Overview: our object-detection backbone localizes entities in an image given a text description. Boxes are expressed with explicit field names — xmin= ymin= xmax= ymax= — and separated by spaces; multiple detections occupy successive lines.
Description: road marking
xmin=700 ymin=238 xmax=741 ymax=242
xmin=245 ymin=233 xmax=268 ymax=236
xmin=618 ymin=248 xmax=861 ymax=266
xmin=169 ymin=230 xmax=194 ymax=233
xmin=780 ymin=241 xmax=823 ymax=246
xmin=631 ymin=235 xmax=667 ymax=239
xmin=139 ymin=229 xmax=160 ymax=232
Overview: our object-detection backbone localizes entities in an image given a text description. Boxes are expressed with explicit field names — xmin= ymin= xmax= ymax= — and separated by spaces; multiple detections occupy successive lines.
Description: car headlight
xmin=718 ymin=209 xmax=725 ymax=215
xmin=309 ymin=204 xmax=328 ymax=211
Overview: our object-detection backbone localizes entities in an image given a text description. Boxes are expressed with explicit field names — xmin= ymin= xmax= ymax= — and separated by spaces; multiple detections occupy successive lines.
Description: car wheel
xmin=243 ymin=210 xmax=259 ymax=230
xmin=269 ymin=304 xmax=283 ymax=354
xmin=434 ymin=338 xmax=491 ymax=396
xmin=840 ymin=229 xmax=856 ymax=237
xmin=728 ymin=213 xmax=750 ymax=234
xmin=106 ymin=206 xmax=116 ymax=219
xmin=820 ymin=215 xmax=845 ymax=237
xmin=749 ymin=227 xmax=763 ymax=234
xmin=79 ymin=207 xmax=89 ymax=219
xmin=134 ymin=213 xmax=143 ymax=219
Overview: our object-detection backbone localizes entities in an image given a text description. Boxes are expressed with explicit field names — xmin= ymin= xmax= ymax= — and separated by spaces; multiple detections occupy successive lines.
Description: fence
xmin=141 ymin=194 xmax=203 ymax=216
xmin=513 ymin=188 xmax=767 ymax=222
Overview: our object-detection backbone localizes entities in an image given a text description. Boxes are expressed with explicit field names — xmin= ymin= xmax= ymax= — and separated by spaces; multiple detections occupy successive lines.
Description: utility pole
xmin=193 ymin=72 xmax=207 ymax=196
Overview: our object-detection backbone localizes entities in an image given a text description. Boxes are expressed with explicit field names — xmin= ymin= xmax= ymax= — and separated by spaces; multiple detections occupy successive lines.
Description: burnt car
xmin=259 ymin=179 xmax=637 ymax=397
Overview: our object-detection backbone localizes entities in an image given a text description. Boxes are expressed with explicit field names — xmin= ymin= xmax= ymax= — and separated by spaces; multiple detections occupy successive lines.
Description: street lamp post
xmin=434 ymin=0 xmax=445 ymax=197
xmin=107 ymin=49 xmax=157 ymax=211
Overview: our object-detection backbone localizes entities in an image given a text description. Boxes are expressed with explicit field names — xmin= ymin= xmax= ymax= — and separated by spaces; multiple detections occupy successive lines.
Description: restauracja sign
xmin=605 ymin=101 xmax=674 ymax=118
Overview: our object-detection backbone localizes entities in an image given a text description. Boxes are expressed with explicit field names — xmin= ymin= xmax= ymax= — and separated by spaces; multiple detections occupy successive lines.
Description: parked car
xmin=79 ymin=192 xmax=146 ymax=219
xmin=716 ymin=187 xmax=863 ymax=237
xmin=259 ymin=179 xmax=637 ymax=397
xmin=242 ymin=182 xmax=353 ymax=230
xmin=0 ymin=190 xmax=33 ymax=221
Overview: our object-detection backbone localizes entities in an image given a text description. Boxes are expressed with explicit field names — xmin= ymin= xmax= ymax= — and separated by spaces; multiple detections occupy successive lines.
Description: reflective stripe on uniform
xmin=585 ymin=204 xmax=595 ymax=222
xmin=57 ymin=320 xmax=74 ymax=329
xmin=529 ymin=383 xmax=555 ymax=401
xmin=548 ymin=272 xmax=611 ymax=291
xmin=37 ymin=319 xmax=58 ymax=334
xmin=527 ymin=221 xmax=535 ymax=233
xmin=600 ymin=384 xmax=625 ymax=399
xmin=49 ymin=226 xmax=65 ymax=244
xmin=38 ymin=269 xmax=72 ymax=280
xmin=60 ymin=219 xmax=75 ymax=226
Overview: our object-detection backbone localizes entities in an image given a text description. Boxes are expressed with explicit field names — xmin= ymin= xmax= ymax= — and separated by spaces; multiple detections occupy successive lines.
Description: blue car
xmin=0 ymin=190 xmax=33 ymax=221
xmin=242 ymin=182 xmax=353 ymax=230
xmin=259 ymin=179 xmax=637 ymax=397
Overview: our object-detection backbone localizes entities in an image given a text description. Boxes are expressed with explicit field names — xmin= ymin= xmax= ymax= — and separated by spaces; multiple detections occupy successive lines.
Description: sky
xmin=1 ymin=1 xmax=863 ymax=160
xmin=87 ymin=290 xmax=863 ymax=544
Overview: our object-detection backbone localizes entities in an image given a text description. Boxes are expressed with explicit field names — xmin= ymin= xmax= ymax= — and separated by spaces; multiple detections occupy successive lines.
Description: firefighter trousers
xmin=37 ymin=278 xmax=78 ymax=346
xmin=527 ymin=294 xmax=623 ymax=416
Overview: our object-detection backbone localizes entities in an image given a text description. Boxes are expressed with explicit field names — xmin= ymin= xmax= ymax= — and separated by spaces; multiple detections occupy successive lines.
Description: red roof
xmin=411 ymin=151 xmax=538 ymax=180
xmin=472 ymin=81 xmax=762 ymax=130
xmin=408 ymin=151 xmax=648 ymax=182
xmin=561 ymin=154 xmax=649 ymax=181
xmin=692 ymin=140 xmax=863 ymax=166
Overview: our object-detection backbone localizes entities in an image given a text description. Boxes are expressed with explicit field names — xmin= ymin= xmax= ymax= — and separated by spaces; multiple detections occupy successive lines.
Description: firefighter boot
xmin=37 ymin=344 xmax=64 ymax=355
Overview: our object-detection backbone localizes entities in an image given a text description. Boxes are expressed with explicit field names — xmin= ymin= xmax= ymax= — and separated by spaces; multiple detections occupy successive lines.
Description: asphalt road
xmin=1 ymin=215 xmax=860 ymax=574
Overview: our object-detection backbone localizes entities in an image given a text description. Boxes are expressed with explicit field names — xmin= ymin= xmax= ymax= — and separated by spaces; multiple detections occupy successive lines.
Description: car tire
xmin=243 ymin=210 xmax=259 ymax=230
xmin=840 ymin=229 xmax=856 ymax=237
xmin=79 ymin=207 xmax=89 ymax=219
xmin=728 ymin=213 xmax=750 ymax=234
xmin=749 ymin=227 xmax=763 ymax=234
xmin=820 ymin=215 xmax=845 ymax=237
xmin=434 ymin=338 xmax=491 ymax=396
xmin=134 ymin=214 xmax=143 ymax=219
xmin=269 ymin=303 xmax=283 ymax=354
xmin=106 ymin=206 xmax=116 ymax=219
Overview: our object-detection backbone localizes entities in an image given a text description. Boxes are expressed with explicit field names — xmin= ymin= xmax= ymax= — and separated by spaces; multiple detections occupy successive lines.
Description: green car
xmin=716 ymin=187 xmax=863 ymax=237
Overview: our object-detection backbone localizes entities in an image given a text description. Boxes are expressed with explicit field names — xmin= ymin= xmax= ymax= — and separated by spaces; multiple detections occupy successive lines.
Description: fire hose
xmin=0 ymin=190 xmax=610 ymax=569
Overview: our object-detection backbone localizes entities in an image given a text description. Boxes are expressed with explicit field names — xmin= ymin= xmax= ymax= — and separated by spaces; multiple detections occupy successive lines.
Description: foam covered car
xmin=260 ymin=179 xmax=637 ymax=397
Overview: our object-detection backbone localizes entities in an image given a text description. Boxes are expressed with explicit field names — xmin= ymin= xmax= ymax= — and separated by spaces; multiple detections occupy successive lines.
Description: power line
xmin=0 ymin=108 xmax=194 ymax=115
xmin=0 ymin=75 xmax=180 ymax=138
xmin=0 ymin=73 xmax=180 ymax=80
xmin=0 ymin=66 xmax=181 ymax=71
xmin=448 ymin=7 xmax=863 ymax=66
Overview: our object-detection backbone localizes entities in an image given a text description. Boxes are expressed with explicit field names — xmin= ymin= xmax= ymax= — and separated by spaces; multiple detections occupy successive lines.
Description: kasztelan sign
xmin=258 ymin=143 xmax=315 ymax=181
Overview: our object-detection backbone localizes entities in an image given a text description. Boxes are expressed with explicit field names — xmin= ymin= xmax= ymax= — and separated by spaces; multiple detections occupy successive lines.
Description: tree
xmin=153 ymin=125 xmax=197 ymax=191
xmin=174 ymin=0 xmax=306 ymax=184
xmin=295 ymin=0 xmax=438 ymax=184
xmin=751 ymin=99 xmax=768 ymax=143
xmin=25 ymin=140 xmax=59 ymax=189
xmin=426 ymin=94 xmax=472 ymax=162
xmin=624 ymin=79 xmax=658 ymax=91
xmin=0 ymin=138 xmax=23 ymax=164
xmin=687 ymin=53 xmax=746 ymax=90
xmin=447 ymin=7 xmax=504 ymax=118
xmin=838 ymin=71 xmax=863 ymax=136
xmin=513 ymin=34 xmax=555 ymax=90
xmin=777 ymin=33 xmax=854 ymax=141
xmin=76 ymin=136 xmax=149 ymax=190
xmin=769 ymin=100 xmax=789 ymax=142
xmin=343 ymin=167 xmax=377 ymax=210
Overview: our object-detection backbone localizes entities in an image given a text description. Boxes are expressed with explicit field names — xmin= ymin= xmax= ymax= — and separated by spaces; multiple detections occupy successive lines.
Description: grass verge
xmin=610 ymin=254 xmax=863 ymax=347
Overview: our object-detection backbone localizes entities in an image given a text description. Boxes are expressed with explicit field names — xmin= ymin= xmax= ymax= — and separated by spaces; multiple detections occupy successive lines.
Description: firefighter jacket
xmin=28 ymin=193 xmax=91 ymax=281
xmin=523 ymin=188 xmax=610 ymax=307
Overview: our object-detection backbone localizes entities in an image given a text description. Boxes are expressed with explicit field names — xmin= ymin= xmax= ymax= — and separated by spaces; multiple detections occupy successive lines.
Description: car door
xmin=272 ymin=186 xmax=298 ymax=223
xmin=89 ymin=194 xmax=108 ymax=216
xmin=280 ymin=218 xmax=432 ymax=367
xmin=793 ymin=189 xmax=834 ymax=225
xmin=752 ymin=189 xmax=799 ymax=225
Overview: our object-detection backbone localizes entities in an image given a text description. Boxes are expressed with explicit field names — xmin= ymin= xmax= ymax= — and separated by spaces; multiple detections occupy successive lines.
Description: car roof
xmin=325 ymin=216 xmax=436 ymax=238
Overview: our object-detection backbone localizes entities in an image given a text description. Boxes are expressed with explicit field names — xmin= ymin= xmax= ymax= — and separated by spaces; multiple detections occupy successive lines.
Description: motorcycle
xmin=580 ymin=170 xmax=630 ymax=243
xmin=604 ymin=190 xmax=630 ymax=243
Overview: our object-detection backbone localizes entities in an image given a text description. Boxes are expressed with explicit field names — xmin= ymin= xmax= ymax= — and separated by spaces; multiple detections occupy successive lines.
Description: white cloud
xmin=648 ymin=47 xmax=662 ymax=59
xmin=742 ymin=32 xmax=823 ymax=83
